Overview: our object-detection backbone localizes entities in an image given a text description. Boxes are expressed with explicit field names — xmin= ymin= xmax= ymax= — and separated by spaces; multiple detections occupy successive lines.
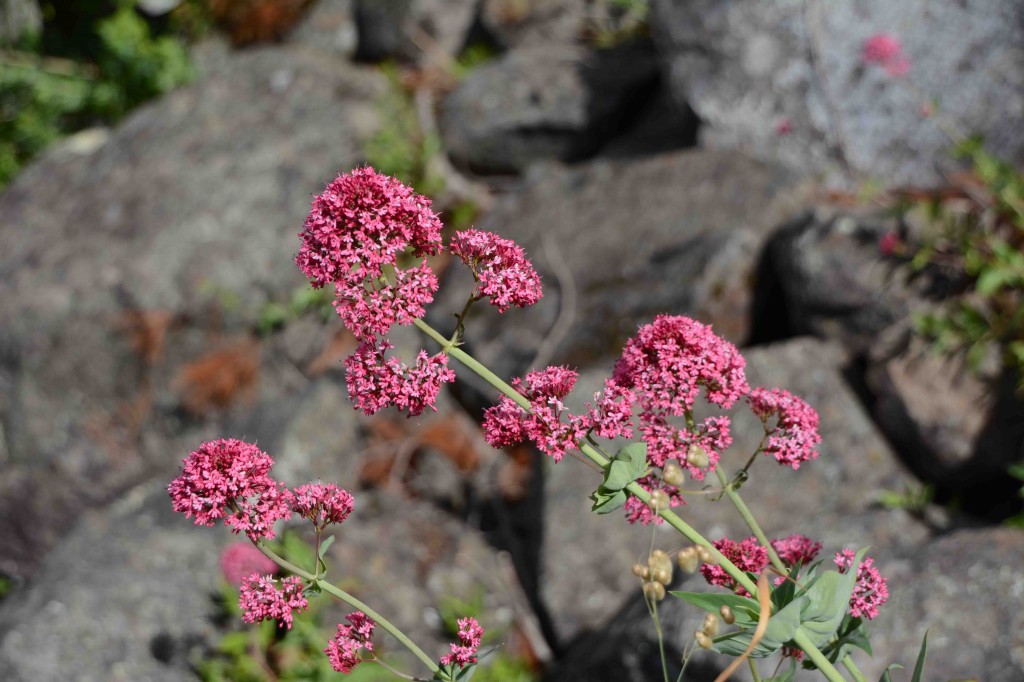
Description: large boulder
xmin=351 ymin=0 xmax=477 ymax=64
xmin=479 ymin=0 xmax=587 ymax=50
xmin=439 ymin=42 xmax=660 ymax=174
xmin=650 ymin=0 xmax=1024 ymax=186
xmin=428 ymin=149 xmax=806 ymax=409
xmin=0 ymin=45 xmax=385 ymax=578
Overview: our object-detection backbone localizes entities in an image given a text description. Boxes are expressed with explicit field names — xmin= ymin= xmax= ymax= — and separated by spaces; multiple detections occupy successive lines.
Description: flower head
xmin=747 ymin=387 xmax=821 ymax=469
xmin=440 ymin=616 xmax=484 ymax=669
xmin=700 ymin=537 xmax=769 ymax=595
xmin=771 ymin=534 xmax=823 ymax=567
xmin=622 ymin=474 xmax=687 ymax=526
xmin=296 ymin=168 xmax=443 ymax=340
xmin=345 ymin=339 xmax=456 ymax=417
xmin=169 ymin=439 xmax=292 ymax=541
xmin=325 ymin=611 xmax=376 ymax=673
xmin=239 ymin=574 xmax=308 ymax=629
xmin=482 ymin=366 xmax=588 ymax=462
xmin=220 ymin=542 xmax=278 ymax=585
xmin=862 ymin=33 xmax=910 ymax=76
xmin=835 ymin=550 xmax=889 ymax=620
xmin=291 ymin=483 xmax=355 ymax=530
xmin=450 ymin=229 xmax=543 ymax=312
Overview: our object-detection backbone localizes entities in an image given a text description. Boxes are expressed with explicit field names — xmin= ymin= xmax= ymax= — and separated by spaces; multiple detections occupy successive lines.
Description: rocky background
xmin=1 ymin=0 xmax=1023 ymax=681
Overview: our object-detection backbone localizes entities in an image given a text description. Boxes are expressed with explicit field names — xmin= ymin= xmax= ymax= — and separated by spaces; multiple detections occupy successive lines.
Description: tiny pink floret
xmin=220 ymin=542 xmax=278 ymax=585
xmin=862 ymin=33 xmax=910 ymax=76
xmin=168 ymin=438 xmax=292 ymax=541
xmin=450 ymin=229 xmax=543 ymax=312
xmin=239 ymin=574 xmax=308 ymax=629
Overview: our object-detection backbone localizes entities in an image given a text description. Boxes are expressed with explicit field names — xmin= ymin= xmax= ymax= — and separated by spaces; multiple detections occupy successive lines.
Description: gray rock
xmin=352 ymin=0 xmax=477 ymax=64
xmin=479 ymin=0 xmax=587 ymax=50
xmin=0 ymin=0 xmax=40 ymax=46
xmin=868 ymin=527 xmax=1024 ymax=682
xmin=650 ymin=0 xmax=1024 ymax=186
xmin=439 ymin=42 xmax=659 ymax=174
xmin=428 ymin=149 xmax=805 ymax=408
xmin=867 ymin=334 xmax=1024 ymax=495
xmin=540 ymin=338 xmax=925 ymax=648
xmin=288 ymin=0 xmax=358 ymax=58
xmin=765 ymin=208 xmax=919 ymax=354
xmin=0 ymin=45 xmax=385 ymax=577
xmin=0 ymin=480 xmax=221 ymax=682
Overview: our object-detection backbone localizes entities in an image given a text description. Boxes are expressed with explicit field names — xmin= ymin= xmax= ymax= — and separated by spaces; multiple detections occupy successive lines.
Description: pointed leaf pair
xmin=590 ymin=442 xmax=648 ymax=514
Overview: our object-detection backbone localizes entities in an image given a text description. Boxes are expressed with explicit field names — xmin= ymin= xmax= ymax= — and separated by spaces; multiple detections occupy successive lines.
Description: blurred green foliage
xmin=0 ymin=0 xmax=192 ymax=188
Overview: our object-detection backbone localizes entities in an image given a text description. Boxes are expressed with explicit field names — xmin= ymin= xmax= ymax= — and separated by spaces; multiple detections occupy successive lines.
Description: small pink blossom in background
xmin=701 ymin=537 xmax=769 ymax=595
xmin=747 ymin=387 xmax=821 ymax=469
xmin=878 ymin=231 xmax=902 ymax=256
xmin=441 ymin=616 xmax=484 ymax=669
xmin=220 ymin=542 xmax=277 ymax=585
xmin=169 ymin=438 xmax=293 ymax=541
xmin=771 ymin=534 xmax=823 ymax=567
xmin=325 ymin=611 xmax=376 ymax=673
xmin=296 ymin=168 xmax=444 ymax=340
xmin=450 ymin=229 xmax=543 ymax=312
xmin=862 ymin=33 xmax=910 ymax=76
xmin=623 ymin=474 xmax=687 ymax=526
xmin=782 ymin=646 xmax=805 ymax=661
xmin=835 ymin=550 xmax=890 ymax=620
xmin=919 ymin=102 xmax=934 ymax=118
xmin=344 ymin=339 xmax=455 ymax=417
xmin=239 ymin=574 xmax=308 ymax=629
xmin=291 ymin=483 xmax=355 ymax=530
xmin=482 ymin=366 xmax=589 ymax=462
xmin=775 ymin=118 xmax=793 ymax=136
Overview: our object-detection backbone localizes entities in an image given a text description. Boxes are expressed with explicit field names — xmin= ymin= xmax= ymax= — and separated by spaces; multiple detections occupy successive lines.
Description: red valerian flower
xmin=325 ymin=611 xmax=376 ymax=673
xmin=239 ymin=574 xmax=308 ymax=629
xmin=862 ymin=33 xmax=910 ymax=76
xmin=344 ymin=339 xmax=455 ymax=417
xmin=700 ymin=536 xmax=769 ymax=596
xmin=450 ymin=229 xmax=543 ymax=312
xmin=835 ymin=550 xmax=890 ymax=620
xmin=219 ymin=542 xmax=277 ymax=585
xmin=440 ymin=616 xmax=484 ymax=669
xmin=291 ymin=482 xmax=355 ymax=530
xmin=747 ymin=387 xmax=821 ymax=469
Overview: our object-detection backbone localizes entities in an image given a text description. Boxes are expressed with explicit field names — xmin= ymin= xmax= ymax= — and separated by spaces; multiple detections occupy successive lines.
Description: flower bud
xmin=651 ymin=567 xmax=672 ymax=586
xmin=662 ymin=460 xmax=685 ymax=487
xmin=632 ymin=562 xmax=649 ymax=579
xmin=677 ymin=547 xmax=699 ymax=573
xmin=648 ymin=490 xmax=670 ymax=512
xmin=702 ymin=613 xmax=720 ymax=637
xmin=719 ymin=605 xmax=735 ymax=625
xmin=696 ymin=545 xmax=715 ymax=565
xmin=695 ymin=630 xmax=713 ymax=650
xmin=686 ymin=444 xmax=710 ymax=469
xmin=643 ymin=581 xmax=666 ymax=601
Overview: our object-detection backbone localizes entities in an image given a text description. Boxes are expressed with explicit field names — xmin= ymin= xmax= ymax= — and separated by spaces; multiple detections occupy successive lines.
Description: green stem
xmin=748 ymin=657 xmax=763 ymax=682
xmin=255 ymin=543 xmax=442 ymax=678
xmin=793 ymin=628 xmax=848 ymax=682
xmin=842 ymin=655 xmax=867 ymax=682
xmin=713 ymin=468 xmax=786 ymax=574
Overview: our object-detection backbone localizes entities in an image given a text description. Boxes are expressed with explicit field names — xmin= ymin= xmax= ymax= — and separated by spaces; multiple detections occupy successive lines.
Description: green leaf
xmin=910 ymin=631 xmax=929 ymax=682
xmin=796 ymin=548 xmax=868 ymax=649
xmin=590 ymin=487 xmax=628 ymax=514
xmin=765 ymin=657 xmax=798 ymax=682
xmin=217 ymin=631 xmax=250 ymax=656
xmin=669 ymin=591 xmax=760 ymax=627
xmin=318 ymin=535 xmax=335 ymax=560
xmin=879 ymin=664 xmax=903 ymax=682
xmin=603 ymin=442 xmax=648 ymax=491
xmin=976 ymin=268 xmax=1009 ymax=296
xmin=711 ymin=597 xmax=803 ymax=658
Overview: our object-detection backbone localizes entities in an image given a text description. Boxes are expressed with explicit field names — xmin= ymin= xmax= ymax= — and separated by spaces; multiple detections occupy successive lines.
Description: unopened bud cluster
xmin=676 ymin=544 xmax=715 ymax=574
xmin=695 ymin=612 xmax=721 ymax=650
xmin=632 ymin=549 xmax=674 ymax=602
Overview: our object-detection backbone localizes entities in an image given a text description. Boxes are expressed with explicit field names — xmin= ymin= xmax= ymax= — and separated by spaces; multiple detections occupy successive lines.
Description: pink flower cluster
xmin=168 ymin=439 xmax=293 ymax=541
xmin=450 ymin=229 xmax=543 ymax=312
xmin=622 ymin=475 xmax=686 ymax=526
xmin=771 ymin=534 xmax=823 ymax=567
xmin=325 ymin=611 xmax=376 ymax=673
xmin=220 ymin=542 xmax=278 ymax=585
xmin=239 ymin=574 xmax=308 ymax=629
xmin=700 ymin=536 xmax=769 ymax=596
xmin=862 ymin=33 xmax=910 ymax=76
xmin=292 ymin=482 xmax=355 ymax=530
xmin=483 ymin=366 xmax=589 ymax=462
xmin=609 ymin=316 xmax=748 ymax=479
xmin=440 ymin=616 xmax=484 ymax=669
xmin=344 ymin=340 xmax=455 ymax=417
xmin=748 ymin=387 xmax=821 ymax=469
xmin=296 ymin=168 xmax=443 ymax=340
xmin=835 ymin=550 xmax=890 ymax=620
xmin=170 ymin=439 xmax=358 ymax=542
